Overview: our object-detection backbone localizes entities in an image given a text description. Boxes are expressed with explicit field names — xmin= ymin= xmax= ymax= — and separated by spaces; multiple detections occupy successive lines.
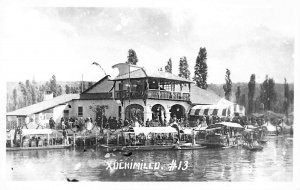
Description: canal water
xmin=6 ymin=135 xmax=293 ymax=181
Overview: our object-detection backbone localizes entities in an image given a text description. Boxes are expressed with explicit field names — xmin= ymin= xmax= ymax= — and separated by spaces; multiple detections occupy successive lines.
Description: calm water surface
xmin=6 ymin=136 xmax=293 ymax=181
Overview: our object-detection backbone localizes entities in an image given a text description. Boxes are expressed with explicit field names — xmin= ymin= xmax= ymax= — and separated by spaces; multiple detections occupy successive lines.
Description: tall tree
xmin=65 ymin=85 xmax=71 ymax=94
xmin=235 ymin=86 xmax=241 ymax=104
xmin=165 ymin=58 xmax=172 ymax=73
xmin=248 ymin=74 xmax=256 ymax=114
xmin=49 ymin=75 xmax=58 ymax=97
xmin=19 ymin=82 xmax=28 ymax=107
xmin=260 ymin=75 xmax=276 ymax=111
xmin=283 ymin=78 xmax=289 ymax=116
xmin=223 ymin=68 xmax=232 ymax=100
xmin=127 ymin=49 xmax=138 ymax=65
xmin=13 ymin=88 xmax=18 ymax=110
xmin=289 ymin=90 xmax=294 ymax=105
xmin=193 ymin=47 xmax=208 ymax=89
xmin=241 ymin=94 xmax=246 ymax=108
xmin=57 ymin=85 xmax=63 ymax=96
xmin=178 ymin=56 xmax=190 ymax=80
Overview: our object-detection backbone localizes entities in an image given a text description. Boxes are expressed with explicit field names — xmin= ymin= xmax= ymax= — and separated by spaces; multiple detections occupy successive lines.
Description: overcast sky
xmin=0 ymin=0 xmax=296 ymax=84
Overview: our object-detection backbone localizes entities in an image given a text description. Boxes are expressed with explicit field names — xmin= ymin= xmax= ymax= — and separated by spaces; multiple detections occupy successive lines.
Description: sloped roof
xmin=112 ymin=68 xmax=192 ymax=83
xmin=81 ymin=75 xmax=111 ymax=94
xmin=190 ymin=85 xmax=224 ymax=105
xmin=7 ymin=94 xmax=80 ymax=116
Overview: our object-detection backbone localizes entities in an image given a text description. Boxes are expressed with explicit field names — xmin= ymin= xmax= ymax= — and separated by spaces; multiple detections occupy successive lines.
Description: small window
xmin=78 ymin=106 xmax=83 ymax=117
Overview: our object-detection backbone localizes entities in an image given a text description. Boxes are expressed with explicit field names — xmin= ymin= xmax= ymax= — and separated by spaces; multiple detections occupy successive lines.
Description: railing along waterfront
xmin=115 ymin=90 xmax=190 ymax=101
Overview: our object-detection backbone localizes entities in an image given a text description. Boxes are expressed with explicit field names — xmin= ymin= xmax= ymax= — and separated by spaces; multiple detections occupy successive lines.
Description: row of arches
xmin=125 ymin=103 xmax=186 ymax=123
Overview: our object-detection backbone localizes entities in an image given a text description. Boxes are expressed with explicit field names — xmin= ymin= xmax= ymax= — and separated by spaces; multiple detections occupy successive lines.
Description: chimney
xmin=44 ymin=91 xmax=54 ymax=101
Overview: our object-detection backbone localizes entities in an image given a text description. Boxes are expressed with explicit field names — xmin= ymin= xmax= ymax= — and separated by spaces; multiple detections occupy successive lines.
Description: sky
xmin=0 ymin=0 xmax=297 ymax=84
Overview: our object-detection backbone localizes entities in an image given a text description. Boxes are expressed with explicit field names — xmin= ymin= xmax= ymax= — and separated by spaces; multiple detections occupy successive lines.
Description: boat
xmin=201 ymin=122 xmax=244 ymax=148
xmin=6 ymin=128 xmax=73 ymax=151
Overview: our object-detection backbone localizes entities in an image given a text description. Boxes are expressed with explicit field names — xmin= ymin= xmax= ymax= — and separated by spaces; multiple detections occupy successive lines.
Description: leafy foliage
xmin=235 ymin=86 xmax=241 ymax=104
xmin=165 ymin=58 xmax=172 ymax=73
xmin=127 ymin=49 xmax=138 ymax=65
xmin=247 ymin=74 xmax=256 ymax=114
xmin=178 ymin=56 xmax=190 ymax=80
xmin=223 ymin=69 xmax=232 ymax=100
xmin=193 ymin=47 xmax=208 ymax=89
xmin=259 ymin=75 xmax=276 ymax=111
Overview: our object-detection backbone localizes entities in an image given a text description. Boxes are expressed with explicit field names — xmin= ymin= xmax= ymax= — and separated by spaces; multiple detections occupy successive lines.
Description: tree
xmin=57 ymin=85 xmax=63 ymax=96
xmin=127 ymin=49 xmax=138 ymax=65
xmin=289 ymin=89 xmax=294 ymax=105
xmin=241 ymin=94 xmax=246 ymax=108
xmin=235 ymin=86 xmax=241 ymax=104
xmin=260 ymin=75 xmax=276 ymax=111
xmin=178 ymin=56 xmax=190 ymax=80
xmin=165 ymin=58 xmax=172 ymax=73
xmin=19 ymin=82 xmax=28 ymax=107
xmin=193 ymin=47 xmax=208 ymax=89
xmin=13 ymin=88 xmax=18 ymax=110
xmin=248 ymin=74 xmax=256 ymax=114
xmin=283 ymin=78 xmax=289 ymax=116
xmin=223 ymin=68 xmax=232 ymax=100
xmin=65 ymin=85 xmax=71 ymax=94
xmin=49 ymin=75 xmax=58 ymax=97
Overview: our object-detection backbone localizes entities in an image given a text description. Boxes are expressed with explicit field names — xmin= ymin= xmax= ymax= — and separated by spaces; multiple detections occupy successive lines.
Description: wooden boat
xmin=6 ymin=144 xmax=72 ymax=151
xmin=178 ymin=145 xmax=206 ymax=150
xmin=242 ymin=144 xmax=263 ymax=151
xmin=201 ymin=122 xmax=244 ymax=148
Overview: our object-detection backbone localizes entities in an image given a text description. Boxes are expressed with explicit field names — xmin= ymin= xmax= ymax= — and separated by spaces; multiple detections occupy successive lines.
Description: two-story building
xmin=6 ymin=63 xmax=245 ymax=129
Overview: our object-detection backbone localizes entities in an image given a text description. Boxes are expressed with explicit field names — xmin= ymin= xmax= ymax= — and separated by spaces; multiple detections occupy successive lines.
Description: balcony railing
xmin=115 ymin=89 xmax=190 ymax=101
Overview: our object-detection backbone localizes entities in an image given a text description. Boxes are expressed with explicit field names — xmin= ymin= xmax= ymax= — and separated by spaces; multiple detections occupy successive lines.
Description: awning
xmin=131 ymin=127 xmax=178 ymax=136
xmin=22 ymin=129 xmax=53 ymax=135
xmin=189 ymin=104 xmax=245 ymax=117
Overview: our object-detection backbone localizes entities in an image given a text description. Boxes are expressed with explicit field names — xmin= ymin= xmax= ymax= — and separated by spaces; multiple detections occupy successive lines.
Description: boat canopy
xmin=130 ymin=127 xmax=178 ymax=135
xmin=22 ymin=129 xmax=53 ymax=135
xmin=215 ymin=122 xmax=244 ymax=128
xmin=189 ymin=104 xmax=245 ymax=117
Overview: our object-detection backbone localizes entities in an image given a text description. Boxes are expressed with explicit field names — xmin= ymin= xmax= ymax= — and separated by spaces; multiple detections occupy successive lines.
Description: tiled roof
xmin=112 ymin=68 xmax=192 ymax=83
xmin=7 ymin=94 xmax=80 ymax=116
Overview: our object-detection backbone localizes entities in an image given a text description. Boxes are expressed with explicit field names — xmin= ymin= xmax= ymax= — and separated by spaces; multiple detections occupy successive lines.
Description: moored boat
xmin=201 ymin=122 xmax=244 ymax=148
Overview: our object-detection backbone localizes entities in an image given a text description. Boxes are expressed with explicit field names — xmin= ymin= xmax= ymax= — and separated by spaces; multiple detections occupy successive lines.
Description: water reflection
xmin=6 ymin=136 xmax=293 ymax=181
